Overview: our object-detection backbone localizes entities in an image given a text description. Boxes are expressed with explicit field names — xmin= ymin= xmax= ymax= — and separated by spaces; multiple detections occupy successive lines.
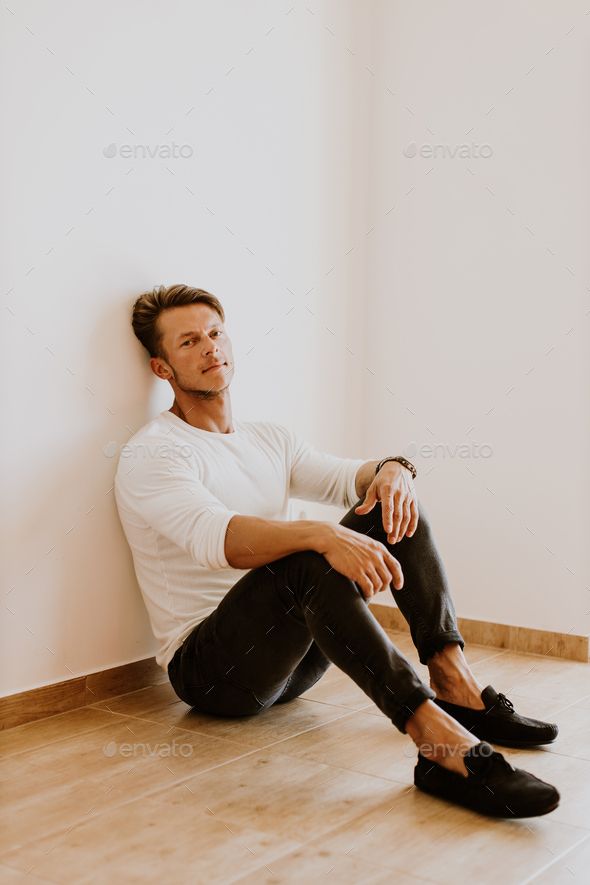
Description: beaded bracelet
xmin=375 ymin=455 xmax=417 ymax=480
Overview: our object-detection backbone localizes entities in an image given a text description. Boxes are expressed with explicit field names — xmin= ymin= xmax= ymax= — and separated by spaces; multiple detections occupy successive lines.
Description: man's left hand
xmin=354 ymin=462 xmax=419 ymax=544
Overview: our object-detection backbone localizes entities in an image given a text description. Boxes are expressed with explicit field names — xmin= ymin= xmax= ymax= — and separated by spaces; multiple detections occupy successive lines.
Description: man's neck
xmin=169 ymin=400 xmax=235 ymax=434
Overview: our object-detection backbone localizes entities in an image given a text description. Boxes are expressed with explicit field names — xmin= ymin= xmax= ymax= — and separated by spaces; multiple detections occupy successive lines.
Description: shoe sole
xmin=415 ymin=781 xmax=560 ymax=818
xmin=478 ymin=736 xmax=558 ymax=749
xmin=434 ymin=703 xmax=559 ymax=749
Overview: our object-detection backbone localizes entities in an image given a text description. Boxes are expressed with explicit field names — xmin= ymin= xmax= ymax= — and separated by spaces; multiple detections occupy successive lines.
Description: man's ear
xmin=150 ymin=356 xmax=171 ymax=379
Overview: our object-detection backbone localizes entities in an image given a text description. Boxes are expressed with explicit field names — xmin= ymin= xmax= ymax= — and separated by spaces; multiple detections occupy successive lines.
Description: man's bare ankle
xmin=415 ymin=739 xmax=471 ymax=777
xmin=406 ymin=699 xmax=479 ymax=777
xmin=427 ymin=647 xmax=485 ymax=709
xmin=430 ymin=679 xmax=486 ymax=710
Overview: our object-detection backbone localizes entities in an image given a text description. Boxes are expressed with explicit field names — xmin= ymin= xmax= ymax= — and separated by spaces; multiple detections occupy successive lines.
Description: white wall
xmin=2 ymin=1 xmax=587 ymax=697
xmin=364 ymin=1 xmax=590 ymax=638
xmin=1 ymin=1 xmax=371 ymax=695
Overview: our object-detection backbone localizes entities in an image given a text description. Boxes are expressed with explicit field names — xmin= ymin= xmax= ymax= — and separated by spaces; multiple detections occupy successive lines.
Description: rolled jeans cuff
xmin=394 ymin=683 xmax=436 ymax=733
xmin=418 ymin=631 xmax=465 ymax=666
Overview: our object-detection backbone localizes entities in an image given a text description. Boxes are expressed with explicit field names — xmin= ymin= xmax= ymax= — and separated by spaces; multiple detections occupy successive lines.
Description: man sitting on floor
xmin=114 ymin=283 xmax=560 ymax=819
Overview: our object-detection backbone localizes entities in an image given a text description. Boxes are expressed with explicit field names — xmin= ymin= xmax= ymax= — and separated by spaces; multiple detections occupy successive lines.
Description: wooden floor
xmin=1 ymin=630 xmax=590 ymax=884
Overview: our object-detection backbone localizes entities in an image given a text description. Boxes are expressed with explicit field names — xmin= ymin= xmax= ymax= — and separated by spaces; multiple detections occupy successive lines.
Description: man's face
xmin=153 ymin=303 xmax=235 ymax=396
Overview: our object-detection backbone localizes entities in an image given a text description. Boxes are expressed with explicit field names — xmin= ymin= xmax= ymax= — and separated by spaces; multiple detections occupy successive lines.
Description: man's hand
xmin=355 ymin=461 xmax=419 ymax=544
xmin=316 ymin=524 xmax=404 ymax=599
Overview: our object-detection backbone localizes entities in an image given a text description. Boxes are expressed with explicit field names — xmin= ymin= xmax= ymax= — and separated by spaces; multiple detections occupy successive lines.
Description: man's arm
xmin=224 ymin=515 xmax=326 ymax=569
xmin=224 ymin=509 xmax=404 ymax=600
xmin=115 ymin=452 xmax=240 ymax=570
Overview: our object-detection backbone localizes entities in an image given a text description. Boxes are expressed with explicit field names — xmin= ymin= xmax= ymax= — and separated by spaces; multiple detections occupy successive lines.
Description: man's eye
xmin=181 ymin=330 xmax=221 ymax=347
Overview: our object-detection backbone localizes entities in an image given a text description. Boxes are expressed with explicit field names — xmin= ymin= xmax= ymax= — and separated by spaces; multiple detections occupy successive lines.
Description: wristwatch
xmin=375 ymin=455 xmax=417 ymax=480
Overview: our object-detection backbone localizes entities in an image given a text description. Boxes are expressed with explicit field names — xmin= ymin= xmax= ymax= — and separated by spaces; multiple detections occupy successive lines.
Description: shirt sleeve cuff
xmin=214 ymin=509 xmax=241 ymax=569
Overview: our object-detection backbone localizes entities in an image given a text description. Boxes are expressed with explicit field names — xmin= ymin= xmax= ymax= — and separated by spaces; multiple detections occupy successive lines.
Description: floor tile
xmin=302 ymin=786 xmax=587 ymax=884
xmin=299 ymin=664 xmax=375 ymax=709
xmin=0 ymin=795 xmax=301 ymax=885
xmin=529 ymin=833 xmax=590 ymax=883
xmin=0 ymin=751 xmax=400 ymax=882
xmin=0 ymin=707 xmax=123 ymax=760
xmin=469 ymin=654 xmax=590 ymax=707
xmin=232 ymin=844 xmax=432 ymax=884
xmin=0 ymin=863 xmax=58 ymax=884
xmin=264 ymin=707 xmax=415 ymax=784
xmin=536 ymin=704 xmax=590 ymax=762
xmin=145 ymin=748 xmax=401 ymax=842
xmin=0 ymin=716 xmax=249 ymax=853
xmin=2 ymin=629 xmax=587 ymax=883
xmin=136 ymin=696 xmax=357 ymax=749
xmin=570 ymin=692 xmax=590 ymax=711
xmin=88 ymin=681 xmax=179 ymax=717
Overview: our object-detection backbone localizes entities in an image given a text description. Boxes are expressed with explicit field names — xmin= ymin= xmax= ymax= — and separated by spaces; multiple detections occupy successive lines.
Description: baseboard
xmin=0 ymin=657 xmax=165 ymax=731
xmin=371 ymin=603 xmax=590 ymax=663
xmin=2 ymin=612 xmax=588 ymax=732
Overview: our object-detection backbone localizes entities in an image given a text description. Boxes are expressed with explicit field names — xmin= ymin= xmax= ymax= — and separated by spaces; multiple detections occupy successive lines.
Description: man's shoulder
xmin=114 ymin=411 xmax=186 ymax=486
xmin=118 ymin=411 xmax=171 ymax=450
xmin=125 ymin=411 xmax=168 ymax=442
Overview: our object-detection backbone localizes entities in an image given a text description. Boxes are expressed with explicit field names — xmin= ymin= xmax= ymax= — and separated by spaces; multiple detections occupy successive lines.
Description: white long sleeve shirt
xmin=114 ymin=409 xmax=365 ymax=672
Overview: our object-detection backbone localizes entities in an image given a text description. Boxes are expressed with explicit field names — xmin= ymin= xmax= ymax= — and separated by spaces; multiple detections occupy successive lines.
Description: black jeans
xmin=167 ymin=497 xmax=464 ymax=733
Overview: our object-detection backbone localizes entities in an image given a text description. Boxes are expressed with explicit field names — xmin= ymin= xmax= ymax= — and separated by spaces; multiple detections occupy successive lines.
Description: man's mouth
xmin=203 ymin=362 xmax=226 ymax=373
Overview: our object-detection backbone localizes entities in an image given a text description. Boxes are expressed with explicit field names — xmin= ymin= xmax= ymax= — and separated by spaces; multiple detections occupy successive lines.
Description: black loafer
xmin=414 ymin=741 xmax=560 ymax=818
xmin=434 ymin=685 xmax=559 ymax=748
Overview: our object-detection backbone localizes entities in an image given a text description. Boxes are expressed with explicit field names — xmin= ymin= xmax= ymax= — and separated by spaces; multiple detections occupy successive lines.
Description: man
xmin=114 ymin=283 xmax=560 ymax=819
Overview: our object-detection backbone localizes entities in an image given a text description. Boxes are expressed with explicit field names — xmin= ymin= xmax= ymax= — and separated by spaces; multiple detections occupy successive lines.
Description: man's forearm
xmin=224 ymin=515 xmax=327 ymax=569
xmin=355 ymin=460 xmax=380 ymax=500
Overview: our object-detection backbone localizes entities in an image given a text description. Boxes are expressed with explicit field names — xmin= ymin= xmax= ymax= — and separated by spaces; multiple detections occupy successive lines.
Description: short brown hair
xmin=131 ymin=284 xmax=225 ymax=359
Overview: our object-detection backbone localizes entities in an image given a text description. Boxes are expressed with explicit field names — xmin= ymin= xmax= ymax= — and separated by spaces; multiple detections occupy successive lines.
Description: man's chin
xmin=175 ymin=366 xmax=233 ymax=397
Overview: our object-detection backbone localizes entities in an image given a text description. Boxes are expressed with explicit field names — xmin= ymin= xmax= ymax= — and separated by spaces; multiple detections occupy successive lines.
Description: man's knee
xmin=288 ymin=548 xmax=332 ymax=574
xmin=412 ymin=498 xmax=433 ymax=540
xmin=286 ymin=548 xmax=364 ymax=600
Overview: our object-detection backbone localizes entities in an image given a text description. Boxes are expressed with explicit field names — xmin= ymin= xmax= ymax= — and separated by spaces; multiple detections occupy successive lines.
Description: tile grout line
xmin=108 ymin=702 xmax=361 ymax=755
xmin=0 ymin=705 xmax=184 ymax=762
xmin=520 ymin=831 xmax=590 ymax=884
xmin=0 ymin=860 xmax=61 ymax=885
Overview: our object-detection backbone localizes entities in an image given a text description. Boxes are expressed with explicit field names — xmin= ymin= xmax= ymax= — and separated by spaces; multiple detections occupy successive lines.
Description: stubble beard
xmin=170 ymin=364 xmax=230 ymax=400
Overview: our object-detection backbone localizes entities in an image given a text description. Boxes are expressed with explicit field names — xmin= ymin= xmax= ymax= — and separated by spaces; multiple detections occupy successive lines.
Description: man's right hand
xmin=315 ymin=524 xmax=404 ymax=600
